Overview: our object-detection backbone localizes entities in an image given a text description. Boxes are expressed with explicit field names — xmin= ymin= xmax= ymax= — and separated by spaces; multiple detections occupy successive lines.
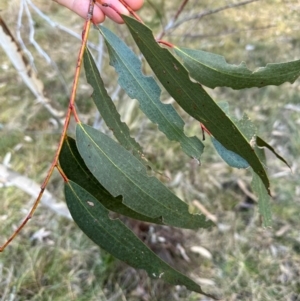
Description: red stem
xmin=0 ymin=0 xmax=94 ymax=252
xmin=157 ymin=40 xmax=174 ymax=48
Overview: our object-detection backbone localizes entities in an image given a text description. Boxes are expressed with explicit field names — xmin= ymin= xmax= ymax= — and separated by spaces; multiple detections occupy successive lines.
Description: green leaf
xmin=210 ymin=106 xmax=250 ymax=169
xmin=59 ymin=136 xmax=163 ymax=224
xmin=65 ymin=181 xmax=216 ymax=298
xmin=211 ymin=137 xmax=249 ymax=169
xmin=98 ymin=25 xmax=204 ymax=160
xmin=83 ymin=47 xmax=142 ymax=156
xmin=76 ymin=123 xmax=213 ymax=229
xmin=209 ymin=107 xmax=271 ymax=225
xmin=174 ymin=47 xmax=300 ymax=90
xmin=228 ymin=113 xmax=272 ymax=225
xmin=235 ymin=114 xmax=257 ymax=141
xmin=251 ymin=171 xmax=272 ymax=227
xmin=256 ymin=136 xmax=291 ymax=169
xmin=123 ymin=16 xmax=270 ymax=194
xmin=217 ymin=101 xmax=230 ymax=115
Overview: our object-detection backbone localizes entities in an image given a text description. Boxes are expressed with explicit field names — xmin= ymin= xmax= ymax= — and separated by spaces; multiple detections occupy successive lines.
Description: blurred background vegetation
xmin=0 ymin=0 xmax=299 ymax=300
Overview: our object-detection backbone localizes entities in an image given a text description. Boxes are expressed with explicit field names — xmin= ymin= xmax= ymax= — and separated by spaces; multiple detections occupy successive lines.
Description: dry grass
xmin=1 ymin=0 xmax=300 ymax=300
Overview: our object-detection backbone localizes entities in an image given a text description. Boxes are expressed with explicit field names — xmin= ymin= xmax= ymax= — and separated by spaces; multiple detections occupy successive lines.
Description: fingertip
xmin=125 ymin=0 xmax=144 ymax=11
xmin=99 ymin=1 xmax=129 ymax=24
xmin=60 ymin=0 xmax=106 ymax=24
xmin=101 ymin=10 xmax=127 ymax=24
xmin=92 ymin=5 xmax=106 ymax=24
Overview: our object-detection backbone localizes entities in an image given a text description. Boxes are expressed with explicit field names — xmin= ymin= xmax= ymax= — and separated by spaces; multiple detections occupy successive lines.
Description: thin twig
xmin=157 ymin=0 xmax=190 ymax=40
xmin=156 ymin=39 xmax=174 ymax=48
xmin=16 ymin=0 xmax=36 ymax=71
xmin=192 ymin=200 xmax=218 ymax=223
xmin=23 ymin=0 xmax=69 ymax=94
xmin=0 ymin=0 xmax=95 ymax=252
xmin=0 ymin=164 xmax=71 ymax=219
xmin=164 ymin=0 xmax=259 ymax=35
xmin=171 ymin=24 xmax=276 ymax=40
xmin=27 ymin=0 xmax=99 ymax=51
xmin=0 ymin=16 xmax=65 ymax=125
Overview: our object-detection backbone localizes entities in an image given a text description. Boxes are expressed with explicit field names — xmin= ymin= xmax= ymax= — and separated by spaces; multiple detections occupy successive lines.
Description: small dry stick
xmin=193 ymin=200 xmax=218 ymax=223
xmin=157 ymin=0 xmax=190 ymax=40
xmin=173 ymin=0 xmax=259 ymax=30
xmin=156 ymin=0 xmax=259 ymax=38
xmin=0 ymin=0 xmax=95 ymax=252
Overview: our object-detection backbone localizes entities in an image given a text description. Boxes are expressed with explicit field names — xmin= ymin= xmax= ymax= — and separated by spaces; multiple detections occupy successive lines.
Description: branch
xmin=0 ymin=16 xmax=64 ymax=125
xmin=27 ymin=0 xmax=99 ymax=51
xmin=157 ymin=0 xmax=190 ymax=39
xmin=170 ymin=24 xmax=276 ymax=40
xmin=164 ymin=0 xmax=259 ymax=35
xmin=17 ymin=0 xmax=69 ymax=94
xmin=0 ymin=0 xmax=95 ymax=251
xmin=0 ymin=164 xmax=71 ymax=219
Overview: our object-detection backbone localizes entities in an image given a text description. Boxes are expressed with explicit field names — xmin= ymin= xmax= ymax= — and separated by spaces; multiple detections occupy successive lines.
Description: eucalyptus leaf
xmin=256 ymin=136 xmax=291 ymax=169
xmin=175 ymin=47 xmax=300 ymax=90
xmin=123 ymin=16 xmax=270 ymax=194
xmin=99 ymin=25 xmax=204 ymax=160
xmin=251 ymin=171 xmax=272 ymax=227
xmin=83 ymin=47 xmax=142 ymax=156
xmin=59 ymin=136 xmax=163 ymax=224
xmin=228 ymin=113 xmax=272 ymax=225
xmin=76 ymin=123 xmax=213 ymax=230
xmin=65 ymin=181 xmax=216 ymax=298
xmin=235 ymin=114 xmax=257 ymax=141
xmin=211 ymin=137 xmax=249 ymax=169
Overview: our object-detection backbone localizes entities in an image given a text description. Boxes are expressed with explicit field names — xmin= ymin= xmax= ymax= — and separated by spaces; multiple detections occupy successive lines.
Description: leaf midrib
xmin=101 ymin=28 xmax=195 ymax=148
xmin=67 ymin=182 xmax=148 ymax=252
xmin=176 ymin=47 xmax=299 ymax=81
xmin=79 ymin=124 xmax=191 ymax=221
xmin=85 ymin=50 xmax=140 ymax=151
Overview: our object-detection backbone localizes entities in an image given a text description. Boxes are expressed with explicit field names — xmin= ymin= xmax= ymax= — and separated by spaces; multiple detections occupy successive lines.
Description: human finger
xmin=54 ymin=0 xmax=106 ymax=24
xmin=121 ymin=0 xmax=144 ymax=11
xmin=97 ymin=0 xmax=129 ymax=24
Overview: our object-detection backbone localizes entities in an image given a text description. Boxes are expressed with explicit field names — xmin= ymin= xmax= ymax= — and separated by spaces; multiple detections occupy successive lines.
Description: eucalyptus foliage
xmin=58 ymin=16 xmax=296 ymax=297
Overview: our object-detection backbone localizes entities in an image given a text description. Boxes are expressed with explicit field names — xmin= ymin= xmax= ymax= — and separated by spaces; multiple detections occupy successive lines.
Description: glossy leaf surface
xmin=99 ymin=25 xmax=204 ymax=160
xmin=123 ymin=16 xmax=270 ymax=194
xmin=65 ymin=181 xmax=216 ymax=298
xmin=76 ymin=123 xmax=213 ymax=229
xmin=175 ymin=47 xmax=300 ymax=90
xmin=59 ymin=136 xmax=163 ymax=224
